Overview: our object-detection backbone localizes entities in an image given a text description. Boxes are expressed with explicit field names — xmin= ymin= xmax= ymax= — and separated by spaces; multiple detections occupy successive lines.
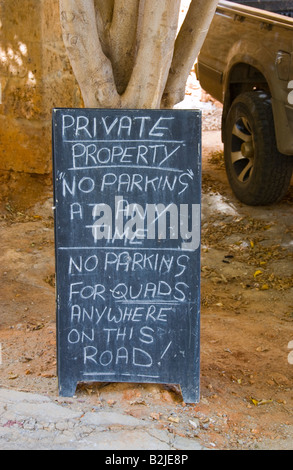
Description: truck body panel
xmin=197 ymin=0 xmax=293 ymax=155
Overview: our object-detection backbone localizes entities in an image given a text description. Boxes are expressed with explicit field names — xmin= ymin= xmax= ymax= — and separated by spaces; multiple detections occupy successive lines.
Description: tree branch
xmin=109 ymin=0 xmax=140 ymax=94
xmin=94 ymin=0 xmax=114 ymax=26
xmin=59 ymin=0 xmax=121 ymax=108
xmin=93 ymin=0 xmax=114 ymax=58
xmin=162 ymin=0 xmax=219 ymax=108
xmin=122 ymin=0 xmax=181 ymax=108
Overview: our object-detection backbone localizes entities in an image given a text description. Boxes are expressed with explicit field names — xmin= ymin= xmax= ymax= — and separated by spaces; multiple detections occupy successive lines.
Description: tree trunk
xmin=59 ymin=0 xmax=219 ymax=109
xmin=162 ymin=0 xmax=219 ymax=108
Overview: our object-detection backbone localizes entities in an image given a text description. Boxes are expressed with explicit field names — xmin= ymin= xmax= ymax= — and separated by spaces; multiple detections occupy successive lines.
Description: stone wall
xmin=0 ymin=0 xmax=82 ymax=174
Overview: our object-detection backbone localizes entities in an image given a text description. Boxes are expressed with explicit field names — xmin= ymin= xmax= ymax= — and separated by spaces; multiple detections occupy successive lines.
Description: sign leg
xmin=58 ymin=377 xmax=77 ymax=397
xmin=180 ymin=382 xmax=200 ymax=404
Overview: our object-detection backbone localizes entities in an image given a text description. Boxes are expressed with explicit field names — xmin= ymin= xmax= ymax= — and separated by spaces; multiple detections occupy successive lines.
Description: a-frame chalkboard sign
xmin=52 ymin=108 xmax=201 ymax=403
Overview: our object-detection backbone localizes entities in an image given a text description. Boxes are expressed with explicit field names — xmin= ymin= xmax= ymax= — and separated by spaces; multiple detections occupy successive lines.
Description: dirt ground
xmin=0 ymin=123 xmax=292 ymax=450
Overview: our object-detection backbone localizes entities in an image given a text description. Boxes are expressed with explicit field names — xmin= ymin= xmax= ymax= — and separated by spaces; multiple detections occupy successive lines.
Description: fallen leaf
xmin=130 ymin=399 xmax=147 ymax=406
xmin=32 ymin=323 xmax=45 ymax=331
xmin=250 ymin=397 xmax=272 ymax=406
xmin=254 ymin=270 xmax=262 ymax=278
xmin=250 ymin=398 xmax=259 ymax=406
xmin=258 ymin=399 xmax=273 ymax=406
xmin=256 ymin=346 xmax=269 ymax=352
xmin=189 ymin=419 xmax=199 ymax=429
xmin=8 ymin=374 xmax=18 ymax=380
xmin=168 ymin=416 xmax=180 ymax=423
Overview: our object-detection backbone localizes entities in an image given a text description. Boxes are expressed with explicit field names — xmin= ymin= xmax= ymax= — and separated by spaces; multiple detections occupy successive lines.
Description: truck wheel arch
xmin=222 ymin=62 xmax=270 ymax=143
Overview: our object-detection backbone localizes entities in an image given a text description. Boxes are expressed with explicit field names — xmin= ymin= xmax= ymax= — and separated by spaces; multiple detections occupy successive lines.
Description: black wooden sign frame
xmin=52 ymin=108 xmax=201 ymax=403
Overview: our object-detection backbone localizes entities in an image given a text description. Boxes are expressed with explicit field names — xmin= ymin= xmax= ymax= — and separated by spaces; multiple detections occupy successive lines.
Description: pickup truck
xmin=196 ymin=0 xmax=293 ymax=205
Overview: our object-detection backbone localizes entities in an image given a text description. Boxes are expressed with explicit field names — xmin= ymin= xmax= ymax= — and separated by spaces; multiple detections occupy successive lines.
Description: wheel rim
xmin=230 ymin=116 xmax=255 ymax=183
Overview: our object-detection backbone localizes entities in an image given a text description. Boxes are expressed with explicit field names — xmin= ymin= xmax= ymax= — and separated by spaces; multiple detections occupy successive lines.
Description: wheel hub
xmin=241 ymin=141 xmax=254 ymax=158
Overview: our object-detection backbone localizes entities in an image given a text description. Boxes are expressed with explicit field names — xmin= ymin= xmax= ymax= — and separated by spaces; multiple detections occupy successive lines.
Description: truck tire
xmin=224 ymin=91 xmax=293 ymax=205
